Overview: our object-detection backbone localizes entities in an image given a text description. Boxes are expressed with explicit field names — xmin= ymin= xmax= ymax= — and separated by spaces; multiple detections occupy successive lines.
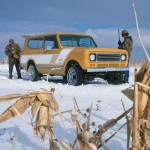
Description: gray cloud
xmin=0 ymin=0 xmax=149 ymax=27
xmin=0 ymin=21 xmax=77 ymax=33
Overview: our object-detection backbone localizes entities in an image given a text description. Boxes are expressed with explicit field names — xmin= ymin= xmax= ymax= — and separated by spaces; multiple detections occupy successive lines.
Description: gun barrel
xmin=118 ymin=28 xmax=120 ymax=41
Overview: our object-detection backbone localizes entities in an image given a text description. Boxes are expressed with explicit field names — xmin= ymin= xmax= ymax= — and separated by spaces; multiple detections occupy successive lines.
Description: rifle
xmin=118 ymin=28 xmax=121 ymax=44
xmin=118 ymin=28 xmax=122 ymax=48
xmin=118 ymin=28 xmax=120 ymax=42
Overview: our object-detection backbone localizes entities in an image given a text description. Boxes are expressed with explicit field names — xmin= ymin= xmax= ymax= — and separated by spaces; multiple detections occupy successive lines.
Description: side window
xmin=28 ymin=38 xmax=43 ymax=49
xmin=79 ymin=37 xmax=95 ymax=47
xmin=60 ymin=36 xmax=77 ymax=46
xmin=44 ymin=35 xmax=58 ymax=50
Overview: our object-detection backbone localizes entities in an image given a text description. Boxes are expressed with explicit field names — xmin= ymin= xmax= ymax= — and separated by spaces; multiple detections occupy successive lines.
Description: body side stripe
xmin=55 ymin=48 xmax=74 ymax=64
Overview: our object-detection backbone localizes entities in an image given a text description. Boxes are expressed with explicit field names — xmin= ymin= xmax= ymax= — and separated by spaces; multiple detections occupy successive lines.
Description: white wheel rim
xmin=67 ymin=68 xmax=77 ymax=85
xmin=28 ymin=66 xmax=36 ymax=81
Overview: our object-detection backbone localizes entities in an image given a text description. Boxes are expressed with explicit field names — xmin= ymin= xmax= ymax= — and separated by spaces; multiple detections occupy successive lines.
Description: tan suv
xmin=21 ymin=32 xmax=129 ymax=85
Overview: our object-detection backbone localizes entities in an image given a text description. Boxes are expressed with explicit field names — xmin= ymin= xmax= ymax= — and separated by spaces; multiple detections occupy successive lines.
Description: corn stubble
xmin=138 ymin=61 xmax=150 ymax=149
xmin=0 ymin=89 xmax=59 ymax=144
xmin=0 ymin=88 xmax=132 ymax=150
xmin=0 ymin=88 xmax=134 ymax=150
xmin=122 ymin=61 xmax=150 ymax=149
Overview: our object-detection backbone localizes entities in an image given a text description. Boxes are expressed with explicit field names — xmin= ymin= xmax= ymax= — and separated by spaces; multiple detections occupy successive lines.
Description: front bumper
xmin=87 ymin=67 xmax=129 ymax=72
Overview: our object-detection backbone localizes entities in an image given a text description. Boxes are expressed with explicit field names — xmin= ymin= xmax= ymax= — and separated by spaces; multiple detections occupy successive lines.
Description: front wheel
xmin=67 ymin=65 xmax=84 ymax=86
xmin=28 ymin=64 xmax=39 ymax=81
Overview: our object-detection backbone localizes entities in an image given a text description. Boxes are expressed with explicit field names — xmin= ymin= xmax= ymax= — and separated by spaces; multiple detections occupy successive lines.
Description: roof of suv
xmin=22 ymin=32 xmax=92 ymax=39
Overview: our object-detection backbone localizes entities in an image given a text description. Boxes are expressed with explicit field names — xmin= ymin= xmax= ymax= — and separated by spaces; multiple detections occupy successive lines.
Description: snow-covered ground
xmin=0 ymin=64 xmax=135 ymax=150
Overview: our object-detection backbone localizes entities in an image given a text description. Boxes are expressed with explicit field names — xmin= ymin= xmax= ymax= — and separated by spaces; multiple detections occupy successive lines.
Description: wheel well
xmin=65 ymin=60 xmax=82 ymax=75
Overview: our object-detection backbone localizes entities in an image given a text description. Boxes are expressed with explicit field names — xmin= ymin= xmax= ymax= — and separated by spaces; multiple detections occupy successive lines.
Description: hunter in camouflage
xmin=118 ymin=30 xmax=133 ymax=60
xmin=118 ymin=30 xmax=133 ymax=83
xmin=5 ymin=39 xmax=21 ymax=79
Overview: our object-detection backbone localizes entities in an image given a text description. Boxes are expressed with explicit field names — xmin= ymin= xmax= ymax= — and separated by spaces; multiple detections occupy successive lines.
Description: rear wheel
xmin=67 ymin=65 xmax=84 ymax=86
xmin=28 ymin=64 xmax=39 ymax=81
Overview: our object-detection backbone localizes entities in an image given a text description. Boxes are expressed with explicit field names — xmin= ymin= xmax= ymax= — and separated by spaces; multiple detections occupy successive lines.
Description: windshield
xmin=59 ymin=35 xmax=97 ymax=48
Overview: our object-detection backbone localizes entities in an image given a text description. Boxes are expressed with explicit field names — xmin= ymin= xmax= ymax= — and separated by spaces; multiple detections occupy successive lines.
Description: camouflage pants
xmin=9 ymin=59 xmax=21 ymax=79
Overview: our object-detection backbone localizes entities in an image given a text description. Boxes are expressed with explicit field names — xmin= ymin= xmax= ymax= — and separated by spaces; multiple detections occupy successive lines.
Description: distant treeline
xmin=0 ymin=58 xmax=8 ymax=64
xmin=130 ymin=59 xmax=147 ymax=67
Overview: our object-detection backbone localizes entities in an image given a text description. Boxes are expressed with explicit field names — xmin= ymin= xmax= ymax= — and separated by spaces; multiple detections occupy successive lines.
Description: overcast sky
xmin=0 ymin=0 xmax=150 ymax=60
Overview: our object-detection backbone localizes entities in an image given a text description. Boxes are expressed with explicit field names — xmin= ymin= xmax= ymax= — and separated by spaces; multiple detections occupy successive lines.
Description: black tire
xmin=67 ymin=65 xmax=84 ymax=86
xmin=107 ymin=78 xmax=121 ymax=84
xmin=123 ymin=77 xmax=129 ymax=84
xmin=62 ymin=76 xmax=67 ymax=81
xmin=62 ymin=76 xmax=67 ymax=82
xmin=107 ymin=72 xmax=127 ymax=84
xmin=28 ymin=64 xmax=39 ymax=81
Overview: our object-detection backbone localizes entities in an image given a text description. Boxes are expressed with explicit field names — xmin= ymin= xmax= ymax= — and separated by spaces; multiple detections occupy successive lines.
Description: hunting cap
xmin=121 ymin=30 xmax=129 ymax=36
xmin=9 ymin=39 xmax=14 ymax=44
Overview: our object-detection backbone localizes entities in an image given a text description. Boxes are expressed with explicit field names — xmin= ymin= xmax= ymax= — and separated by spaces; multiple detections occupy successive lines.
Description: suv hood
xmin=87 ymin=47 xmax=127 ymax=53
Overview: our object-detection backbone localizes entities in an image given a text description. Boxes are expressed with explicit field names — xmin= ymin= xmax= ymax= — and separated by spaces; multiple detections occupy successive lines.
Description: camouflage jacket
xmin=118 ymin=36 xmax=133 ymax=56
xmin=5 ymin=43 xmax=21 ymax=61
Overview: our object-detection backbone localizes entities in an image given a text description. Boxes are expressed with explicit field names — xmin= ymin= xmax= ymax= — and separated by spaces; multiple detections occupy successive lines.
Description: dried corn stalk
xmin=139 ymin=67 xmax=150 ymax=118
xmin=0 ymin=87 xmax=135 ymax=149
xmin=121 ymin=87 xmax=134 ymax=101
xmin=77 ymin=133 xmax=97 ymax=150
xmin=0 ymin=97 xmax=35 ymax=122
xmin=0 ymin=89 xmax=59 ymax=142
xmin=125 ymin=61 xmax=150 ymax=149
xmin=0 ymin=94 xmax=22 ymax=102
xmin=137 ymin=61 xmax=150 ymax=82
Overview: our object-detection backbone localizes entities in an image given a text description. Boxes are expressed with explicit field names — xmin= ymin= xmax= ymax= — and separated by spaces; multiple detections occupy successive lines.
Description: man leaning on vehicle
xmin=5 ymin=39 xmax=22 ymax=79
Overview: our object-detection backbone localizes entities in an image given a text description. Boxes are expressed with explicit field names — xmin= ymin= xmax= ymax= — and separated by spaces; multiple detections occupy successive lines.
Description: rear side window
xmin=28 ymin=38 xmax=43 ymax=49
xmin=44 ymin=35 xmax=58 ymax=50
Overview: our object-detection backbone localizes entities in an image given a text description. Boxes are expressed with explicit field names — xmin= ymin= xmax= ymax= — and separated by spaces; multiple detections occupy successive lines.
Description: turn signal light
xmin=90 ymin=64 xmax=96 ymax=67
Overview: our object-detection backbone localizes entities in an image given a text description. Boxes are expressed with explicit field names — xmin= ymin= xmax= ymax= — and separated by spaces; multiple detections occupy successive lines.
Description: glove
xmin=118 ymin=40 xmax=121 ymax=45
xmin=13 ymin=54 xmax=20 ymax=59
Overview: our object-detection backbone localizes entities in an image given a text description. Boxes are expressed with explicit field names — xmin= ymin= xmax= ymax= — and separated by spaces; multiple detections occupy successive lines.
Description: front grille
xmin=97 ymin=54 xmax=120 ymax=61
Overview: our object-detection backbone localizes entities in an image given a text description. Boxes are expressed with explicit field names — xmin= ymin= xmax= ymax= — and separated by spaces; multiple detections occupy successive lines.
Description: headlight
xmin=90 ymin=53 xmax=96 ymax=61
xmin=121 ymin=54 xmax=126 ymax=61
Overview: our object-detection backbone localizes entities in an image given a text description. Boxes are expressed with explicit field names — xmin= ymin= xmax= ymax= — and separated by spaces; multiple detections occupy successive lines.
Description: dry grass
xmin=0 ymin=58 xmax=8 ymax=64
xmin=129 ymin=59 xmax=147 ymax=68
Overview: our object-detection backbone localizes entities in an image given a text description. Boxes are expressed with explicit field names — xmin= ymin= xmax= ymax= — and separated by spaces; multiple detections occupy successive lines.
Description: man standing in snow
xmin=118 ymin=30 xmax=133 ymax=62
xmin=118 ymin=30 xmax=133 ymax=83
xmin=5 ymin=39 xmax=22 ymax=79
